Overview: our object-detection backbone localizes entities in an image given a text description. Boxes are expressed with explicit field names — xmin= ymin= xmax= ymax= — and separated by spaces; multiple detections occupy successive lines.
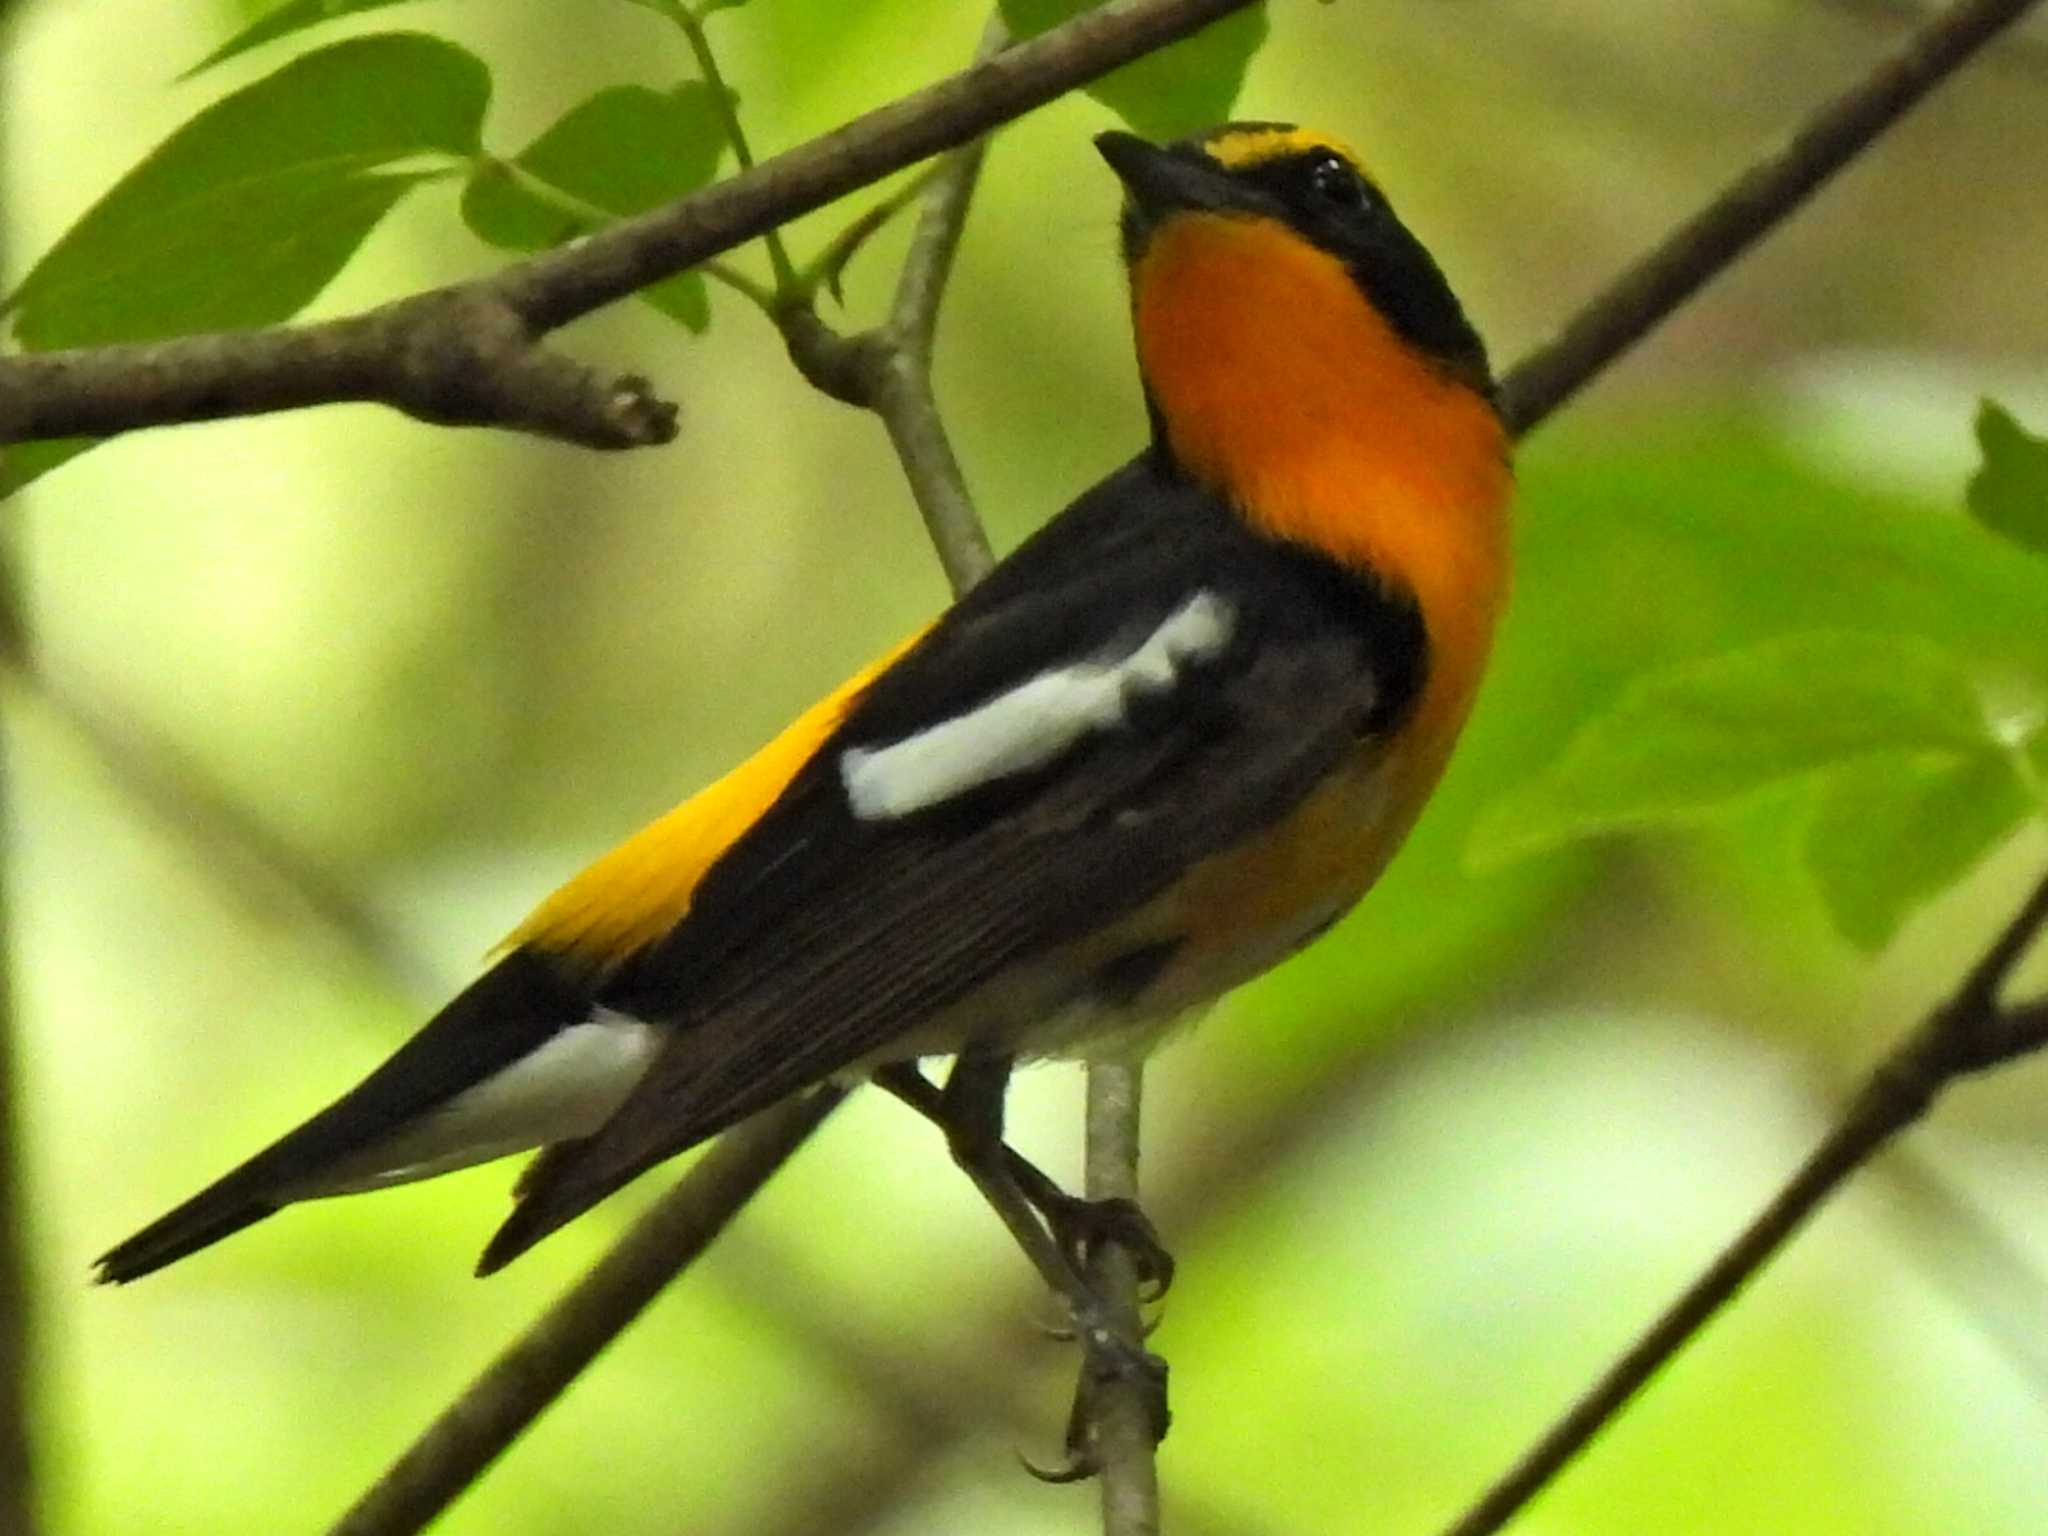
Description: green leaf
xmin=1966 ymin=400 xmax=2048 ymax=559
xmin=460 ymin=83 xmax=725 ymax=331
xmin=1806 ymin=749 xmax=2031 ymax=952
xmin=999 ymin=0 xmax=1268 ymax=141
xmin=1471 ymin=631 xmax=1995 ymax=864
xmin=4 ymin=34 xmax=487 ymax=495
xmin=12 ymin=34 xmax=486 ymax=350
xmin=185 ymin=0 xmax=429 ymax=77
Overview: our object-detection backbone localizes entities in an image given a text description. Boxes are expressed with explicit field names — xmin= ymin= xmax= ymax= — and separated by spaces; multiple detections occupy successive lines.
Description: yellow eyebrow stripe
xmin=1202 ymin=125 xmax=1367 ymax=177
xmin=503 ymin=626 xmax=929 ymax=970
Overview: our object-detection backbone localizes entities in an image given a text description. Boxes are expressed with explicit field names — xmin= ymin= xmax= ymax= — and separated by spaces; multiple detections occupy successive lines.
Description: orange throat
xmin=1132 ymin=211 xmax=1514 ymax=760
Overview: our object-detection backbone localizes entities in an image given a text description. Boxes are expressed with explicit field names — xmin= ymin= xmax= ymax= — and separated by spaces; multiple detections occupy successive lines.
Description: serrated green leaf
xmin=1000 ymin=0 xmax=1268 ymax=141
xmin=185 ymin=0 xmax=429 ymax=77
xmin=1806 ymin=749 xmax=2030 ymax=952
xmin=1470 ymin=631 xmax=1995 ymax=865
xmin=1966 ymin=400 xmax=2048 ymax=559
xmin=460 ymin=83 xmax=724 ymax=331
xmin=3 ymin=33 xmax=487 ymax=496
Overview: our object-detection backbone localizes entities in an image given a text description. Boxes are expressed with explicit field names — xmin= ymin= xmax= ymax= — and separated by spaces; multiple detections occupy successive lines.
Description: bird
xmin=95 ymin=123 xmax=1513 ymax=1302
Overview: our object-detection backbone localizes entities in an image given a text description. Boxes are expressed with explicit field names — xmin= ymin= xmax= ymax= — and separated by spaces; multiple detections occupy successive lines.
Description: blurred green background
xmin=6 ymin=1 xmax=2048 ymax=1532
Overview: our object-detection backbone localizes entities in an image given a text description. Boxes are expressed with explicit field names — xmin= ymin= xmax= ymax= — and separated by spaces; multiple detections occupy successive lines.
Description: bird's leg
xmin=872 ymin=1062 xmax=1174 ymax=1301
xmin=871 ymin=1057 xmax=1169 ymax=1475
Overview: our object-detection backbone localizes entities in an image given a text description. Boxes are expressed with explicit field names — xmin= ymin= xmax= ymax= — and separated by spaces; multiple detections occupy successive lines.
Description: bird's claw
xmin=1040 ymin=1192 xmax=1176 ymax=1303
xmin=1023 ymin=1313 xmax=1170 ymax=1482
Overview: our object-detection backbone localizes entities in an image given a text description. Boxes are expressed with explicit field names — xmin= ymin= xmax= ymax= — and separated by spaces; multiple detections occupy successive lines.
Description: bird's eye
xmin=1307 ymin=152 xmax=1367 ymax=210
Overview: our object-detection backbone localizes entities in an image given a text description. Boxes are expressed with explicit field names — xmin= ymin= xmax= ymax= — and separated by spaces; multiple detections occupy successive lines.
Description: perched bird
xmin=97 ymin=123 xmax=1512 ymax=1292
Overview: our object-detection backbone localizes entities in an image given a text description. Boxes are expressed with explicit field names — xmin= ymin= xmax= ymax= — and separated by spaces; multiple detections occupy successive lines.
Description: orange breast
xmin=1134 ymin=210 xmax=1511 ymax=773
xmin=1130 ymin=210 xmax=1515 ymax=967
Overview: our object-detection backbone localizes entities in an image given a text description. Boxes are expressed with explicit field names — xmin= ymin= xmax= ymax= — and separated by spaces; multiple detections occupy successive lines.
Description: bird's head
xmin=1097 ymin=122 xmax=1496 ymax=464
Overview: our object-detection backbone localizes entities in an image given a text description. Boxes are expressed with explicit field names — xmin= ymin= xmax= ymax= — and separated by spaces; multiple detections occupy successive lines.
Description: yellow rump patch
xmin=1201 ymin=125 xmax=1368 ymax=179
xmin=504 ymin=627 xmax=928 ymax=970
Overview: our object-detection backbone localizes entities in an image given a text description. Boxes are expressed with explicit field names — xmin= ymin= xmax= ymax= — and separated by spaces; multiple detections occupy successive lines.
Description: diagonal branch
xmin=323 ymin=1088 xmax=844 ymax=1536
xmin=1081 ymin=1062 xmax=1161 ymax=1536
xmin=1497 ymin=0 xmax=2040 ymax=437
xmin=0 ymin=0 xmax=1259 ymax=455
xmin=1435 ymin=862 xmax=2048 ymax=1536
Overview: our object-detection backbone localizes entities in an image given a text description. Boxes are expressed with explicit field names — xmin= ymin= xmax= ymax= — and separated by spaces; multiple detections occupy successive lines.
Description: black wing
xmin=480 ymin=454 xmax=1424 ymax=1271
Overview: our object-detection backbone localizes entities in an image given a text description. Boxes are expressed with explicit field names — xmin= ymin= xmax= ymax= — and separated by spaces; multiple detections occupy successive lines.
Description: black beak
xmin=1094 ymin=131 xmax=1231 ymax=220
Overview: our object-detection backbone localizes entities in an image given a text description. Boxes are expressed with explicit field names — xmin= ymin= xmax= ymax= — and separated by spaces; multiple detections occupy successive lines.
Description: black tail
xmin=95 ymin=1187 xmax=279 ymax=1284
xmin=95 ymin=948 xmax=591 ymax=1283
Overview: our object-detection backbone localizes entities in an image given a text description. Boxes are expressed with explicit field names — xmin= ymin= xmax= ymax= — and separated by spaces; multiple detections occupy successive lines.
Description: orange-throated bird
xmin=96 ymin=123 xmax=1512 ymax=1291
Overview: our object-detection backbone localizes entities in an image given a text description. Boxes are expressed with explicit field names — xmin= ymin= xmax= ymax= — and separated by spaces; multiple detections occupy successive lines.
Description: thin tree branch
xmin=777 ymin=12 xmax=1007 ymax=590
xmin=323 ymin=1088 xmax=845 ymax=1536
xmin=1496 ymin=0 xmax=2040 ymax=437
xmin=1435 ymin=863 xmax=2048 ymax=1536
xmin=714 ymin=1224 xmax=1275 ymax=1536
xmin=1823 ymin=0 xmax=2048 ymax=74
xmin=0 ymin=0 xmax=1258 ymax=455
xmin=1082 ymin=1062 xmax=1161 ymax=1536
xmin=870 ymin=62 xmax=1003 ymax=593
xmin=663 ymin=0 xmax=801 ymax=296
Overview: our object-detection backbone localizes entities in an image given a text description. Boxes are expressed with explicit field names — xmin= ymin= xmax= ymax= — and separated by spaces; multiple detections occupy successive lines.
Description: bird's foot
xmin=1032 ymin=1190 xmax=1176 ymax=1305
xmin=1024 ymin=1305 xmax=1170 ymax=1483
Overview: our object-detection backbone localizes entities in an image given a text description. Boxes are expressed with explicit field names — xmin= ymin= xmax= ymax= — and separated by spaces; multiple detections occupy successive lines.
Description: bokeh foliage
xmin=5 ymin=1 xmax=2048 ymax=1534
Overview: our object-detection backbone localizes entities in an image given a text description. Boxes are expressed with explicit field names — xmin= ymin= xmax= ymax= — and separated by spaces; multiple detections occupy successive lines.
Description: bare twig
xmin=1823 ymin=0 xmax=2048 ymax=73
xmin=869 ymin=72 xmax=1003 ymax=592
xmin=0 ymin=0 xmax=1258 ymax=454
xmin=1082 ymin=1062 xmax=1161 ymax=1536
xmin=662 ymin=0 xmax=801 ymax=295
xmin=777 ymin=15 xmax=1006 ymax=590
xmin=0 ymin=300 xmax=679 ymax=452
xmin=1496 ymin=0 xmax=2041 ymax=437
xmin=324 ymin=1088 xmax=845 ymax=1536
xmin=715 ymin=1224 xmax=1276 ymax=1536
xmin=1436 ymin=865 xmax=2048 ymax=1536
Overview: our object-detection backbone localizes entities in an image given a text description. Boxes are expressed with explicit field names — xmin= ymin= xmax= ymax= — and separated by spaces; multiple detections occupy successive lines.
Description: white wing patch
xmin=292 ymin=1011 xmax=663 ymax=1198
xmin=841 ymin=590 xmax=1236 ymax=821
